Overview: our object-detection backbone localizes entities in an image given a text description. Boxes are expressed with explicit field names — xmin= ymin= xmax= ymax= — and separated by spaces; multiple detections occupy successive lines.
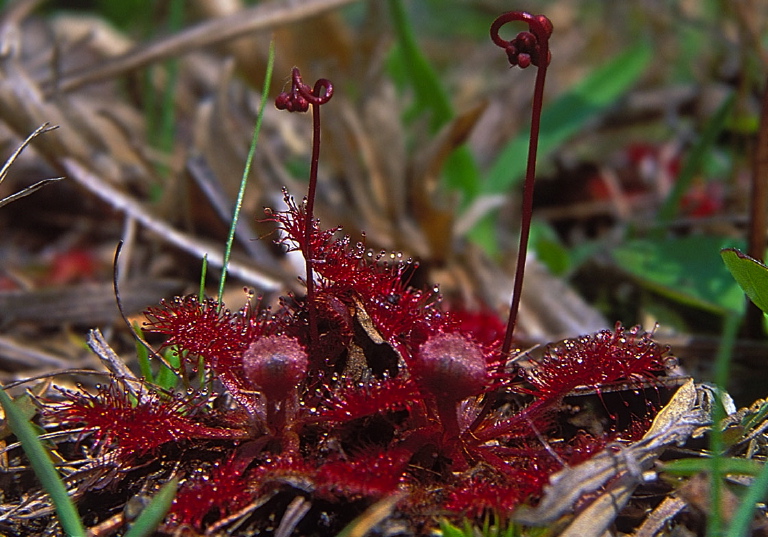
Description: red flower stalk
xmin=275 ymin=67 xmax=334 ymax=351
xmin=490 ymin=11 xmax=553 ymax=358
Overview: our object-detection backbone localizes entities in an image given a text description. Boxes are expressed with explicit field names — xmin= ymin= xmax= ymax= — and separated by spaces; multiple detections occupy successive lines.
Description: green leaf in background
xmin=721 ymin=248 xmax=768 ymax=315
xmin=133 ymin=322 xmax=155 ymax=384
xmin=612 ymin=236 xmax=746 ymax=315
xmin=388 ymin=0 xmax=452 ymax=131
xmin=529 ymin=220 xmax=571 ymax=276
xmin=87 ymin=0 xmax=154 ymax=30
xmin=0 ymin=390 xmax=38 ymax=440
xmin=418 ymin=0 xmax=499 ymax=39
xmin=387 ymin=0 xmax=481 ymax=197
xmin=155 ymin=347 xmax=182 ymax=391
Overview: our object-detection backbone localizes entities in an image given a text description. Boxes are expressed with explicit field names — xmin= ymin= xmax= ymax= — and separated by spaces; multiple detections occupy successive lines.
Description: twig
xmin=634 ymin=496 xmax=687 ymax=537
xmin=0 ymin=280 xmax=182 ymax=326
xmin=274 ymin=497 xmax=311 ymax=537
xmin=0 ymin=335 xmax=71 ymax=370
xmin=0 ymin=123 xmax=63 ymax=208
xmin=186 ymin=155 xmax=269 ymax=262
xmin=44 ymin=0 xmax=358 ymax=95
xmin=0 ymin=176 xmax=64 ymax=209
xmin=61 ymin=158 xmax=282 ymax=292
xmin=732 ymin=0 xmax=768 ymax=70
xmin=0 ymin=0 xmax=44 ymax=58
xmin=86 ymin=329 xmax=138 ymax=383
xmin=0 ymin=123 xmax=57 ymax=184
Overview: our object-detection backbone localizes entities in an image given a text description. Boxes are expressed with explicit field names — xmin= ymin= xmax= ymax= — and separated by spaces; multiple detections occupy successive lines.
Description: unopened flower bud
xmin=243 ymin=335 xmax=308 ymax=400
xmin=414 ymin=333 xmax=487 ymax=402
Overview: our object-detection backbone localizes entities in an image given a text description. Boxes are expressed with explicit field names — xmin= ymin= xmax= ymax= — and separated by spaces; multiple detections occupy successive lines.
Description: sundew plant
xmin=0 ymin=8 xmax=710 ymax=537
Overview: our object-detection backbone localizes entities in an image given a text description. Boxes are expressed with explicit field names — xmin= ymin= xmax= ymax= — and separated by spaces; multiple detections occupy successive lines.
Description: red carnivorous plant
xmin=40 ymin=9 xmax=684 ymax=536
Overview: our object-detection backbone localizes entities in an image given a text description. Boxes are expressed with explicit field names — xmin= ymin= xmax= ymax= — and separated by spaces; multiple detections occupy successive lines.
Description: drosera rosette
xmin=520 ymin=323 xmax=675 ymax=401
xmin=22 ymin=8 xmax=706 ymax=537
xmin=48 ymin=378 xmax=246 ymax=461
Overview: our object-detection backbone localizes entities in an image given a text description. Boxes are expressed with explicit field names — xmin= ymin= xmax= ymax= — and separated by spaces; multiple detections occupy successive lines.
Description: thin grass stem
xmin=123 ymin=477 xmax=178 ymax=537
xmin=707 ymin=312 xmax=740 ymax=537
xmin=0 ymin=386 xmax=87 ymax=537
xmin=217 ymin=39 xmax=276 ymax=303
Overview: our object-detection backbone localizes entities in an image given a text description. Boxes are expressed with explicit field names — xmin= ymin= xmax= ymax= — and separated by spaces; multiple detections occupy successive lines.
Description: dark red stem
xmin=489 ymin=12 xmax=552 ymax=359
xmin=502 ymin=60 xmax=547 ymax=356
xmin=276 ymin=68 xmax=334 ymax=350
xmin=303 ymin=92 xmax=321 ymax=348
xmin=746 ymin=77 xmax=768 ymax=337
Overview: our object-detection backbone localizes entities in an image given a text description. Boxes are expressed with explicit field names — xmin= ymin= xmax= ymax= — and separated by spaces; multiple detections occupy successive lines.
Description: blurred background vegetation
xmin=0 ymin=0 xmax=766 ymax=404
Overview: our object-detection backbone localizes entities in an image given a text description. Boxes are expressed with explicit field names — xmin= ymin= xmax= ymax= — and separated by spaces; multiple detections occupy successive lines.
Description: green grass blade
xmin=661 ymin=457 xmax=763 ymax=477
xmin=438 ymin=518 xmax=468 ymax=537
xmin=158 ymin=0 xmax=184 ymax=149
xmin=217 ymin=39 xmax=275 ymax=303
xmin=482 ymin=42 xmax=653 ymax=196
xmin=741 ymin=401 xmax=768 ymax=432
xmin=387 ymin=0 xmax=452 ymax=131
xmin=143 ymin=0 xmax=184 ymax=193
xmin=123 ymin=477 xmax=178 ymax=537
xmin=199 ymin=253 xmax=208 ymax=300
xmin=726 ymin=460 xmax=768 ymax=537
xmin=707 ymin=312 xmax=740 ymax=537
xmin=0 ymin=386 xmax=87 ymax=537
